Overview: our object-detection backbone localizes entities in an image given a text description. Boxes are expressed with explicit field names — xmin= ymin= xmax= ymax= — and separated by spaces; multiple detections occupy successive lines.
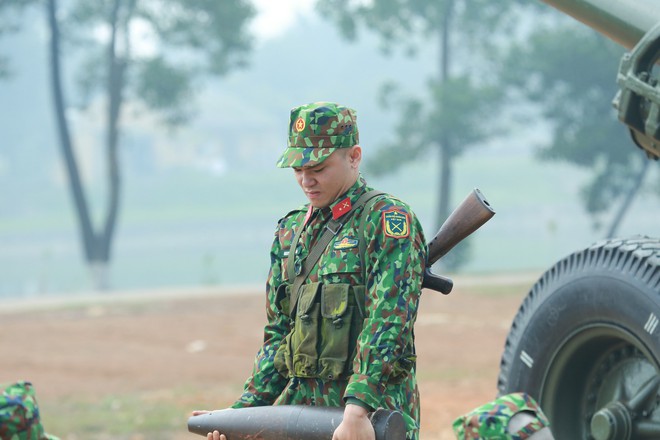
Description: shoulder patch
xmin=382 ymin=208 xmax=410 ymax=239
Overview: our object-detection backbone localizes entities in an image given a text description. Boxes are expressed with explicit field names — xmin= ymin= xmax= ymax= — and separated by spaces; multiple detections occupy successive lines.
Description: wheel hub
xmin=591 ymin=401 xmax=632 ymax=440
xmin=587 ymin=354 xmax=660 ymax=440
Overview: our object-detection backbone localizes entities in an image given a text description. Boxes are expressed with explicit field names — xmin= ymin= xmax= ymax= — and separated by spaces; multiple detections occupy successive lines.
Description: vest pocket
xmin=274 ymin=331 xmax=293 ymax=377
xmin=274 ymin=282 xmax=366 ymax=381
xmin=274 ymin=283 xmax=291 ymax=316
xmin=290 ymin=282 xmax=322 ymax=377
xmin=318 ymin=283 xmax=355 ymax=380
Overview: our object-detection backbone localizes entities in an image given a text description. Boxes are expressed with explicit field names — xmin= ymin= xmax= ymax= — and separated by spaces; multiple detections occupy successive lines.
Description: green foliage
xmin=367 ymin=75 xmax=504 ymax=175
xmin=316 ymin=0 xmax=529 ymax=270
xmin=0 ymin=0 xmax=39 ymax=79
xmin=315 ymin=0 xmax=523 ymax=177
xmin=427 ymin=75 xmax=504 ymax=152
xmin=138 ymin=0 xmax=254 ymax=74
xmin=2 ymin=0 xmax=255 ymax=132
xmin=502 ymin=19 xmax=657 ymax=231
xmin=317 ymin=0 xmax=524 ymax=55
xmin=366 ymin=86 xmax=425 ymax=175
xmin=135 ymin=55 xmax=193 ymax=125
xmin=59 ymin=0 xmax=254 ymax=124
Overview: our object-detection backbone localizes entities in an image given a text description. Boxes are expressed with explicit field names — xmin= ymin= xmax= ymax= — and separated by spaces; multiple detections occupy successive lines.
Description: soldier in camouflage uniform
xmin=452 ymin=392 xmax=554 ymax=439
xmin=194 ymin=102 xmax=427 ymax=440
xmin=0 ymin=381 xmax=59 ymax=440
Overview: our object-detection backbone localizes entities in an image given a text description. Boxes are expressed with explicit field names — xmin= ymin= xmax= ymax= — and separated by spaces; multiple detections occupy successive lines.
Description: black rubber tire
xmin=497 ymin=236 xmax=660 ymax=439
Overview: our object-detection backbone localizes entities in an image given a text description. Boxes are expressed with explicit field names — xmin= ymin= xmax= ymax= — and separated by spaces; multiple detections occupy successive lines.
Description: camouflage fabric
xmin=232 ymin=175 xmax=427 ymax=440
xmin=276 ymin=102 xmax=359 ymax=168
xmin=452 ymin=392 xmax=551 ymax=439
xmin=0 ymin=381 xmax=59 ymax=440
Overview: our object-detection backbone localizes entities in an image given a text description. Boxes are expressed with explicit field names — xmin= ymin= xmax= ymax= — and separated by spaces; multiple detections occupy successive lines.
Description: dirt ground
xmin=0 ymin=274 xmax=536 ymax=440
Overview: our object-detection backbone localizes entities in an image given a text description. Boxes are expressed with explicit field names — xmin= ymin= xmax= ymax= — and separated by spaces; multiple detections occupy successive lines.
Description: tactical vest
xmin=273 ymin=190 xmax=384 ymax=381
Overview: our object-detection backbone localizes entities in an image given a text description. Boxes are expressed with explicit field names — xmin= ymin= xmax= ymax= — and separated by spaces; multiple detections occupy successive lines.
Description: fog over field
xmin=1 ymin=4 xmax=658 ymax=298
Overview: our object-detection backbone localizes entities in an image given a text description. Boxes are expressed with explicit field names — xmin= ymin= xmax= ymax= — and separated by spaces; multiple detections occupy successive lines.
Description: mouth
xmin=305 ymin=190 xmax=321 ymax=199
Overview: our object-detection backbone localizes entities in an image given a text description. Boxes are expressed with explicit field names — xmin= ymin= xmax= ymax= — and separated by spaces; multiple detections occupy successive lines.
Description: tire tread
xmin=497 ymin=235 xmax=660 ymax=395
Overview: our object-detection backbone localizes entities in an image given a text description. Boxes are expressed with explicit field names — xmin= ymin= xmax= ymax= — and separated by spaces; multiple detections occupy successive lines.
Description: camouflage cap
xmin=0 ymin=381 xmax=59 ymax=440
xmin=452 ymin=392 xmax=551 ymax=440
xmin=275 ymin=102 xmax=359 ymax=168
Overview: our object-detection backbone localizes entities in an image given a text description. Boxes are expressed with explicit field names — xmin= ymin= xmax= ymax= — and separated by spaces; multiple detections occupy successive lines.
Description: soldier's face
xmin=293 ymin=146 xmax=361 ymax=208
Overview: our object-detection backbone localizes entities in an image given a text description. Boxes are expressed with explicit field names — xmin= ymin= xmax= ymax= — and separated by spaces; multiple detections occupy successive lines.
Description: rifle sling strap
xmin=288 ymin=189 xmax=384 ymax=316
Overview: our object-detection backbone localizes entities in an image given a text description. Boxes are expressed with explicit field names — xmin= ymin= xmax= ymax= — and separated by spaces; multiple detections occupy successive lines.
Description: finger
xmin=191 ymin=410 xmax=209 ymax=416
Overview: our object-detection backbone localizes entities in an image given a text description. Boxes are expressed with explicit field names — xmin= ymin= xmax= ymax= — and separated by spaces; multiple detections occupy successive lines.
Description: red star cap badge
xmin=295 ymin=117 xmax=305 ymax=132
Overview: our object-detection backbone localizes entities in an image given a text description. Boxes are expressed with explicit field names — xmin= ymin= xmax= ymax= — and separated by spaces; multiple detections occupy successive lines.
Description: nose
xmin=300 ymin=170 xmax=317 ymax=187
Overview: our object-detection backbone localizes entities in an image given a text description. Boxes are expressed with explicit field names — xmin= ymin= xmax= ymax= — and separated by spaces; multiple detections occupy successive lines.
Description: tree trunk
xmin=436 ymin=0 xmax=455 ymax=230
xmin=46 ymin=0 xmax=131 ymax=291
xmin=46 ymin=0 xmax=96 ymax=261
xmin=438 ymin=142 xmax=452 ymax=227
xmin=90 ymin=261 xmax=111 ymax=292
xmin=605 ymin=159 xmax=650 ymax=238
xmin=99 ymin=0 xmax=126 ymax=265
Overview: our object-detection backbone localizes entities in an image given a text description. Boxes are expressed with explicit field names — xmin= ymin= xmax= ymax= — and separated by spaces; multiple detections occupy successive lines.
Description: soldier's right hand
xmin=191 ymin=410 xmax=228 ymax=440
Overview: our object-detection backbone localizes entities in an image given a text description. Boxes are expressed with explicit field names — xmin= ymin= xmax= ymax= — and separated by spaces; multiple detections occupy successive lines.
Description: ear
xmin=348 ymin=145 xmax=362 ymax=168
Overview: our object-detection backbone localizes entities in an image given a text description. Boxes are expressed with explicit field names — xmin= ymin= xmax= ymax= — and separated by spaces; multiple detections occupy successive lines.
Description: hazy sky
xmin=251 ymin=0 xmax=315 ymax=40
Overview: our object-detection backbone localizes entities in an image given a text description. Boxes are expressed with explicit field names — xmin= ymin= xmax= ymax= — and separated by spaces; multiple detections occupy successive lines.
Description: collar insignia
xmin=332 ymin=197 xmax=352 ymax=220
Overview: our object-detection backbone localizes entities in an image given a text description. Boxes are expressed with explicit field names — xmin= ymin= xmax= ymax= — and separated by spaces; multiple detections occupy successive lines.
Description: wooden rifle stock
xmin=422 ymin=188 xmax=495 ymax=294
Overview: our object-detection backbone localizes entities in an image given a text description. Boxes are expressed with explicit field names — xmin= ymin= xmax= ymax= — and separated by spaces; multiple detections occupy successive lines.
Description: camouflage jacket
xmin=232 ymin=176 xmax=427 ymax=438
xmin=0 ymin=381 xmax=59 ymax=440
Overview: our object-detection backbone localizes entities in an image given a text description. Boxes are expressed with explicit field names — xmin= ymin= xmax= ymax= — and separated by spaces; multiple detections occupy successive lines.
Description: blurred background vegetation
xmin=0 ymin=0 xmax=658 ymax=297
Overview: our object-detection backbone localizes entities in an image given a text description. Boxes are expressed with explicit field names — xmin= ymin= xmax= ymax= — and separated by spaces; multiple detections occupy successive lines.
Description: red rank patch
xmin=332 ymin=197 xmax=352 ymax=220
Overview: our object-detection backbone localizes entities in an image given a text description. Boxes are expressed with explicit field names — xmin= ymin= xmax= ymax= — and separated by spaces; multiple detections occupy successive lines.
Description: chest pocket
xmin=318 ymin=244 xmax=362 ymax=284
xmin=274 ymin=281 xmax=366 ymax=381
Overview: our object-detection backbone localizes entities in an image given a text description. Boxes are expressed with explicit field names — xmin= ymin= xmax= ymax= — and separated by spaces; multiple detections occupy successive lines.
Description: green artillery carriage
xmin=497 ymin=1 xmax=660 ymax=438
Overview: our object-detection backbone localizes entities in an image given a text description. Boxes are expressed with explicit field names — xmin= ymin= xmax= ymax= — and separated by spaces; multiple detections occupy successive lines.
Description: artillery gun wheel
xmin=497 ymin=236 xmax=660 ymax=439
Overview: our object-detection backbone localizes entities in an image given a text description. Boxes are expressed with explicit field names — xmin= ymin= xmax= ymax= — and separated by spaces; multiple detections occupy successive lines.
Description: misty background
xmin=1 ymin=0 xmax=658 ymax=298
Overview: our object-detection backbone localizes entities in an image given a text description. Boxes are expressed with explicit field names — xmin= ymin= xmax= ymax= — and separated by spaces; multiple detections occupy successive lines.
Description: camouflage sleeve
xmin=343 ymin=199 xmax=427 ymax=410
xmin=231 ymin=222 xmax=291 ymax=408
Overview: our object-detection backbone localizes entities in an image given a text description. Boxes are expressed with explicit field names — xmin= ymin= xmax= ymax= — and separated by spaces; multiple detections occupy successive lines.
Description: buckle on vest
xmin=325 ymin=221 xmax=342 ymax=235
